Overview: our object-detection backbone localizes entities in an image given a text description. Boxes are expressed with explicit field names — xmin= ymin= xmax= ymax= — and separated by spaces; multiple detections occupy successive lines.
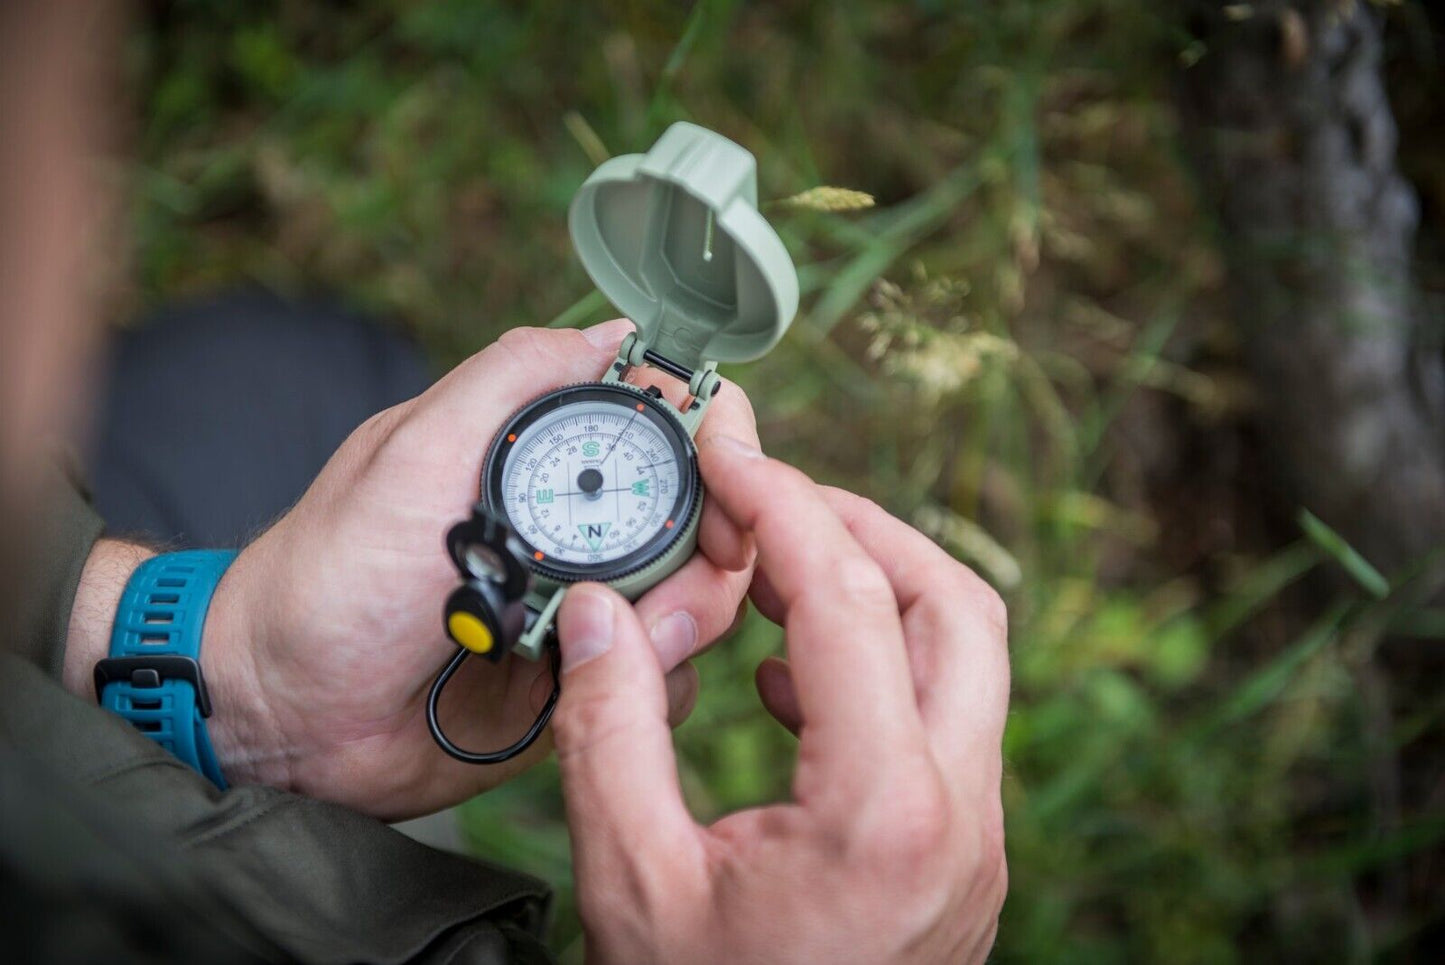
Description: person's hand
xmin=202 ymin=321 xmax=758 ymax=819
xmin=551 ymin=434 xmax=1010 ymax=964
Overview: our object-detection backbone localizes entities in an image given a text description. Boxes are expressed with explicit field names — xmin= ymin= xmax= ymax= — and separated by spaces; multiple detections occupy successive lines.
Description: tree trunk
xmin=1180 ymin=2 xmax=1445 ymax=946
xmin=1179 ymin=0 xmax=1445 ymax=579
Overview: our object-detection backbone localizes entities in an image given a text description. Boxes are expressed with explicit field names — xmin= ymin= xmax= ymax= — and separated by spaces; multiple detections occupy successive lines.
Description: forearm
xmin=62 ymin=537 xmax=293 ymax=789
xmin=61 ymin=538 xmax=154 ymax=695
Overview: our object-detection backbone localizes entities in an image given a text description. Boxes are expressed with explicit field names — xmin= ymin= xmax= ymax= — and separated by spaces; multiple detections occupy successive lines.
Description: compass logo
xmin=578 ymin=522 xmax=611 ymax=551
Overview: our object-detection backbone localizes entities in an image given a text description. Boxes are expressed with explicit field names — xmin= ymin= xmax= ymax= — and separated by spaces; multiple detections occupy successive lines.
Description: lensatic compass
xmin=428 ymin=122 xmax=800 ymax=763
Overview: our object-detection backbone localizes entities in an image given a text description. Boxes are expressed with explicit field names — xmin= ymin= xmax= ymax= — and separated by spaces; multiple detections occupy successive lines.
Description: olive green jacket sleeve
xmin=12 ymin=461 xmax=104 ymax=678
xmin=2 ymin=470 xmax=554 ymax=965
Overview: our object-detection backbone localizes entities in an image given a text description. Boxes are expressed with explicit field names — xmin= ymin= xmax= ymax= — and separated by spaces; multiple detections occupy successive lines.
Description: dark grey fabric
xmin=89 ymin=289 xmax=431 ymax=548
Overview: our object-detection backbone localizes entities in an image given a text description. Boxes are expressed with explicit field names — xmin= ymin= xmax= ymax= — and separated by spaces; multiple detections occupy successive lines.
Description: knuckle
xmin=379 ymin=401 xmax=456 ymax=466
xmin=854 ymin=769 xmax=951 ymax=873
xmin=913 ymin=567 xmax=1009 ymax=655
xmin=910 ymin=587 xmax=955 ymax=631
xmin=354 ymin=402 xmax=409 ymax=448
xmin=731 ymin=460 xmax=810 ymax=528
xmin=693 ymin=597 xmax=734 ymax=647
xmin=822 ymin=485 xmax=882 ymax=519
xmin=732 ymin=457 xmax=783 ymax=502
xmin=713 ymin=380 xmax=758 ymax=428
xmin=494 ymin=325 xmax=561 ymax=363
xmin=756 ymin=455 xmax=813 ymax=493
xmin=973 ymin=582 xmax=1009 ymax=639
xmin=852 ymin=494 xmax=884 ymax=517
xmin=551 ymin=688 xmax=610 ymax=752
xmin=890 ymin=776 xmax=953 ymax=862
xmin=834 ymin=555 xmax=895 ymax=608
xmin=329 ymin=402 xmax=411 ymax=477
xmin=553 ymin=688 xmax=649 ymax=760
xmin=951 ymin=568 xmax=1007 ymax=640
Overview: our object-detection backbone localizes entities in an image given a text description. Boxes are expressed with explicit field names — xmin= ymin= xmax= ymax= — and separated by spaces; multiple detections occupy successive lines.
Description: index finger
xmin=631 ymin=381 xmax=759 ymax=666
xmin=623 ymin=364 xmax=759 ymax=573
xmin=697 ymin=435 xmax=927 ymax=804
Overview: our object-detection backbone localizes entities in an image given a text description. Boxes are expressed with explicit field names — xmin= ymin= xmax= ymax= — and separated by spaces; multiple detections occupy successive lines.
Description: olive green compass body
xmin=482 ymin=122 xmax=799 ymax=659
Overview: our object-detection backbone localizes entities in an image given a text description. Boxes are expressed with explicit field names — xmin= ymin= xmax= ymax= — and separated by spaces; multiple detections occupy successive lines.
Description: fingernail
xmin=648 ymin=611 xmax=697 ymax=669
xmin=704 ymin=434 xmax=764 ymax=459
xmin=581 ymin=318 xmax=633 ymax=349
xmin=561 ymin=589 xmax=614 ymax=671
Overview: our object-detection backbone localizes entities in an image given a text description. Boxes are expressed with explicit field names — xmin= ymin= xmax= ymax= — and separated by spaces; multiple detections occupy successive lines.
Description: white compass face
xmin=498 ymin=397 xmax=687 ymax=567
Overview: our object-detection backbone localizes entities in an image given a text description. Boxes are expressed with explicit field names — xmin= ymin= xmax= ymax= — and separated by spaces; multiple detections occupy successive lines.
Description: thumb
xmin=554 ymin=583 xmax=696 ymax=869
xmin=404 ymin=319 xmax=634 ymax=454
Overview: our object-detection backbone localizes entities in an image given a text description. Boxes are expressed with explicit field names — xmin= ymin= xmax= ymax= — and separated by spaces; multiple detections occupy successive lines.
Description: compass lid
xmin=568 ymin=122 xmax=799 ymax=372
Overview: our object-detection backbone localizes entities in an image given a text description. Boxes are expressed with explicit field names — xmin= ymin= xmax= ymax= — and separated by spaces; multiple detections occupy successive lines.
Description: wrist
xmin=200 ymin=540 xmax=295 ymax=789
xmin=65 ymin=537 xmax=294 ymax=790
xmin=63 ymin=539 xmax=156 ymax=696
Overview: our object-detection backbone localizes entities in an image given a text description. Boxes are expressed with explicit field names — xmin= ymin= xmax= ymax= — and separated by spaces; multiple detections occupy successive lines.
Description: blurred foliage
xmin=126 ymin=0 xmax=1445 ymax=961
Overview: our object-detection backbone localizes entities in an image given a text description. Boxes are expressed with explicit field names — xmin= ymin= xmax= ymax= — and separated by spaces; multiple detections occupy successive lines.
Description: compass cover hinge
xmin=603 ymin=333 xmax=719 ymax=436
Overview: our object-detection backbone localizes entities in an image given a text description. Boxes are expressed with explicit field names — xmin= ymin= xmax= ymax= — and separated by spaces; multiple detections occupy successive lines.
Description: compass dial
xmin=484 ymin=385 xmax=698 ymax=582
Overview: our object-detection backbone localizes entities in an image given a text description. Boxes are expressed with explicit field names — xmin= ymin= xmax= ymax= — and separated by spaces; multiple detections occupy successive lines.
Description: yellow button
xmin=448 ymin=611 xmax=494 ymax=654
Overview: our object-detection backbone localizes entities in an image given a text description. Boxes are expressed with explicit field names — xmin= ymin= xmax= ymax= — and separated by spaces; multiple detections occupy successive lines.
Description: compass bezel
xmin=481 ymin=382 xmax=700 ymax=585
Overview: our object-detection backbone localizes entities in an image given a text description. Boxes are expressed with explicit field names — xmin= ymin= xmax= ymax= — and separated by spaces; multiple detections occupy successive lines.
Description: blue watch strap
xmin=96 ymin=549 xmax=238 ymax=788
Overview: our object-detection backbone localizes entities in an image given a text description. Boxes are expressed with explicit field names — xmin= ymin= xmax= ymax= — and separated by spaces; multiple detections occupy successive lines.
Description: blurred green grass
xmin=126 ymin=1 xmax=1445 ymax=961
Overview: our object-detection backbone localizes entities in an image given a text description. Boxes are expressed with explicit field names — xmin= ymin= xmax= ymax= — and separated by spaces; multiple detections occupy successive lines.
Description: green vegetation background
xmin=125 ymin=2 xmax=1443 ymax=961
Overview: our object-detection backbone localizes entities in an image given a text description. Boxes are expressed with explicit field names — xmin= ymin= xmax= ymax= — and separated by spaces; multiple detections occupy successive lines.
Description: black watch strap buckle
xmin=93 ymin=655 xmax=214 ymax=718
